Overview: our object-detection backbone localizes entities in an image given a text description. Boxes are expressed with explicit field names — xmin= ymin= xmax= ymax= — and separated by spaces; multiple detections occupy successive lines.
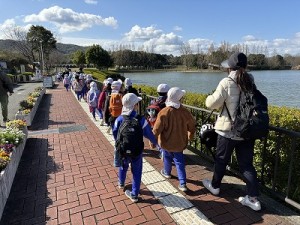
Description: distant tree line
xmin=1 ymin=25 xmax=300 ymax=75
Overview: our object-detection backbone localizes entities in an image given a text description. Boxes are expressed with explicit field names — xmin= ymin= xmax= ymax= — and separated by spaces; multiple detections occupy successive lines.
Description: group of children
xmin=65 ymin=61 xmax=262 ymax=211
xmin=100 ymin=79 xmax=195 ymax=202
xmin=69 ymin=75 xmax=195 ymax=203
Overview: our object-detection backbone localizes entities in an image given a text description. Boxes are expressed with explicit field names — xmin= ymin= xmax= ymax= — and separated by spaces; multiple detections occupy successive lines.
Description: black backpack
xmin=103 ymin=90 xmax=111 ymax=124
xmin=115 ymin=115 xmax=144 ymax=158
xmin=227 ymin=78 xmax=269 ymax=140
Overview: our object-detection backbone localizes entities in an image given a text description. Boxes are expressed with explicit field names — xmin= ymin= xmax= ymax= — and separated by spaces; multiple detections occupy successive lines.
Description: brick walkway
xmin=1 ymin=83 xmax=299 ymax=225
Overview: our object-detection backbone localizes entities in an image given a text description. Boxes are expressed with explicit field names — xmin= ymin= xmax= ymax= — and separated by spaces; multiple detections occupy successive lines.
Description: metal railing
xmin=141 ymin=94 xmax=300 ymax=210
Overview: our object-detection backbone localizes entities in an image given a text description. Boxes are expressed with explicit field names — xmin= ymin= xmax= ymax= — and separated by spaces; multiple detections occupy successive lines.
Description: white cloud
xmin=173 ymin=26 xmax=182 ymax=32
xmin=242 ymin=35 xmax=258 ymax=41
xmin=124 ymin=25 xmax=163 ymax=41
xmin=0 ymin=19 xmax=32 ymax=39
xmin=84 ymin=0 xmax=98 ymax=5
xmin=23 ymin=6 xmax=117 ymax=33
xmin=187 ymin=38 xmax=214 ymax=52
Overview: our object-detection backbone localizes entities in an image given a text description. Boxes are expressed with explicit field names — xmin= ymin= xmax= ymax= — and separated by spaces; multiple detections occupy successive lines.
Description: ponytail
xmin=236 ymin=69 xmax=254 ymax=92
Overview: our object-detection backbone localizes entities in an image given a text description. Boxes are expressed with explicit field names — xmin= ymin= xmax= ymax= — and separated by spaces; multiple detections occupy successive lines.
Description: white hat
xmin=111 ymin=80 xmax=122 ymax=90
xmin=166 ymin=87 xmax=186 ymax=109
xmin=86 ymin=74 xmax=92 ymax=81
xmin=121 ymin=93 xmax=142 ymax=115
xmin=125 ymin=78 xmax=132 ymax=87
xmin=90 ymin=81 xmax=97 ymax=88
xmin=157 ymin=83 xmax=170 ymax=93
xmin=107 ymin=77 xmax=113 ymax=84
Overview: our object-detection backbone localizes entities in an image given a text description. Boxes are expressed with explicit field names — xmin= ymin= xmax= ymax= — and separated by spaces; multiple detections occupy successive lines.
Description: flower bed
xmin=0 ymin=120 xmax=27 ymax=220
xmin=15 ymin=87 xmax=45 ymax=126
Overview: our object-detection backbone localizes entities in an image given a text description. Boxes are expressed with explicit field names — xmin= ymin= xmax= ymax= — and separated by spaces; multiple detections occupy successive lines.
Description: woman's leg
xmin=235 ymin=140 xmax=259 ymax=197
xmin=211 ymin=135 xmax=235 ymax=189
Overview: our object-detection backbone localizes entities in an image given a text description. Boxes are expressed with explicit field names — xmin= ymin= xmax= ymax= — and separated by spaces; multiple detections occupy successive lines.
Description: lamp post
xmin=40 ymin=40 xmax=45 ymax=76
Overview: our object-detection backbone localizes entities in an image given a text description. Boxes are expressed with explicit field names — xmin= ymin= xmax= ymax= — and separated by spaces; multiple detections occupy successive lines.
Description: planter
xmin=15 ymin=88 xmax=46 ymax=126
xmin=0 ymin=127 xmax=28 ymax=220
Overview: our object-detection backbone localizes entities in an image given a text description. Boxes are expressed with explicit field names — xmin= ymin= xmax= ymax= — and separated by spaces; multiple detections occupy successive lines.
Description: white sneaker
xmin=239 ymin=195 xmax=261 ymax=211
xmin=100 ymin=120 xmax=104 ymax=126
xmin=202 ymin=179 xmax=220 ymax=195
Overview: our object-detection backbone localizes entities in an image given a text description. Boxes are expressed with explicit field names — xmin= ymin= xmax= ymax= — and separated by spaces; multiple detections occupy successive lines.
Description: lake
xmin=124 ymin=70 xmax=300 ymax=109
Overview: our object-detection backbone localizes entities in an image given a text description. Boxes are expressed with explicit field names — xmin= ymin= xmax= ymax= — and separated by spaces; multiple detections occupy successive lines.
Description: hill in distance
xmin=0 ymin=39 xmax=88 ymax=55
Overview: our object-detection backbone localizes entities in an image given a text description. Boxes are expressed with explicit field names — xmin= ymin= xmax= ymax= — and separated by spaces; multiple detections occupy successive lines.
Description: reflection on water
xmin=125 ymin=70 xmax=300 ymax=108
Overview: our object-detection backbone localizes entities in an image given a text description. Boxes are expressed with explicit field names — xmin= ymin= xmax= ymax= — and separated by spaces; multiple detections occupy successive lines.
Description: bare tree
xmin=180 ymin=42 xmax=193 ymax=70
xmin=3 ymin=26 xmax=36 ymax=63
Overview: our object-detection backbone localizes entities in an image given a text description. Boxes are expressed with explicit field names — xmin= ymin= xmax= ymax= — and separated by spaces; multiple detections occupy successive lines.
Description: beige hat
xmin=166 ymin=87 xmax=186 ymax=109
xmin=121 ymin=93 xmax=142 ymax=115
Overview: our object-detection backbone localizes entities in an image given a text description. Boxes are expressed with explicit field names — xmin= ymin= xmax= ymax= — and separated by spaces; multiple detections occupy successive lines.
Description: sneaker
xmin=239 ymin=195 xmax=261 ymax=211
xmin=118 ymin=182 xmax=124 ymax=189
xmin=160 ymin=169 xmax=171 ymax=179
xmin=202 ymin=179 xmax=220 ymax=195
xmin=100 ymin=120 xmax=104 ymax=126
xmin=125 ymin=190 xmax=138 ymax=203
xmin=178 ymin=184 xmax=188 ymax=192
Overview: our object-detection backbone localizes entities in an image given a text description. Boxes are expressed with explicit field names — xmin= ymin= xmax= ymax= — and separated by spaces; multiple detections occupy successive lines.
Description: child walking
xmin=87 ymin=81 xmax=103 ymax=121
xmin=112 ymin=93 xmax=158 ymax=202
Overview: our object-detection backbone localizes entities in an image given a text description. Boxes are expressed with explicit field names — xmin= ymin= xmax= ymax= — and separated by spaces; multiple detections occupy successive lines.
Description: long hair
xmin=236 ymin=69 xmax=254 ymax=92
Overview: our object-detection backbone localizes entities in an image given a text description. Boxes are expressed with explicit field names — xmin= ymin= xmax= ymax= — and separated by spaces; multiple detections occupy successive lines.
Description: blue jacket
xmin=112 ymin=111 xmax=158 ymax=146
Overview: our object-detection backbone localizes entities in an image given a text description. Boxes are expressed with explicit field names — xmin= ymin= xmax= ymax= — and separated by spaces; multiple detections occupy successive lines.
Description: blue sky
xmin=1 ymin=0 xmax=300 ymax=56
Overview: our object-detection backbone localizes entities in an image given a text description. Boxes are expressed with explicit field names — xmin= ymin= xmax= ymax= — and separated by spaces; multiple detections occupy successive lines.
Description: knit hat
xmin=221 ymin=52 xmax=247 ymax=69
xmin=157 ymin=83 xmax=170 ymax=93
xmin=121 ymin=93 xmax=142 ymax=115
xmin=165 ymin=87 xmax=186 ymax=109
xmin=125 ymin=78 xmax=132 ymax=88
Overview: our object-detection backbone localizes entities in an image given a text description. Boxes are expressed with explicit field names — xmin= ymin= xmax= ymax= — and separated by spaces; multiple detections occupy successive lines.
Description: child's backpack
xmin=228 ymin=78 xmax=269 ymax=140
xmin=74 ymin=81 xmax=83 ymax=92
xmin=115 ymin=115 xmax=144 ymax=158
xmin=146 ymin=96 xmax=167 ymax=127
xmin=88 ymin=92 xmax=98 ymax=108
xmin=109 ymin=93 xmax=123 ymax=117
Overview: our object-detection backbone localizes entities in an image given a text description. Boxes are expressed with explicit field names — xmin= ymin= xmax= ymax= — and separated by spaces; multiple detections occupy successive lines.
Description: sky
xmin=1 ymin=0 xmax=300 ymax=56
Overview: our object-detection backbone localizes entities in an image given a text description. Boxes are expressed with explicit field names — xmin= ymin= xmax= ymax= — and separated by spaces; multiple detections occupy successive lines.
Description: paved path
xmin=1 ymin=83 xmax=299 ymax=225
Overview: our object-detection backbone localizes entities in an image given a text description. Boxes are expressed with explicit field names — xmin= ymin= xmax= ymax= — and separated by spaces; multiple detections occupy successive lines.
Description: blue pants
xmin=162 ymin=149 xmax=186 ymax=185
xmin=92 ymin=108 xmax=103 ymax=119
xmin=212 ymin=135 xmax=259 ymax=197
xmin=118 ymin=153 xmax=143 ymax=196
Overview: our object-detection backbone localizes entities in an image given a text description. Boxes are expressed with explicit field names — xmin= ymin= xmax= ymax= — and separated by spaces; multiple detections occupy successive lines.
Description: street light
xmin=40 ymin=40 xmax=45 ymax=76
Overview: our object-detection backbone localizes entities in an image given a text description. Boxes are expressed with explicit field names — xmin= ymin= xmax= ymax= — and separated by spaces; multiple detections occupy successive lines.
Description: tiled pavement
xmin=1 ymin=83 xmax=300 ymax=225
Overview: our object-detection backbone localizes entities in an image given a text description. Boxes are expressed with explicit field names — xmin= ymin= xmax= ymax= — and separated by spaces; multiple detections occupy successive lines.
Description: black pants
xmin=212 ymin=135 xmax=259 ymax=197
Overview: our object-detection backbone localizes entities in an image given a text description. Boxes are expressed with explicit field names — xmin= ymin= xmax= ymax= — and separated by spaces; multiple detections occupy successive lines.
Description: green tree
xmin=27 ymin=25 xmax=56 ymax=58
xmin=72 ymin=50 xmax=86 ymax=67
xmin=85 ymin=44 xmax=113 ymax=70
